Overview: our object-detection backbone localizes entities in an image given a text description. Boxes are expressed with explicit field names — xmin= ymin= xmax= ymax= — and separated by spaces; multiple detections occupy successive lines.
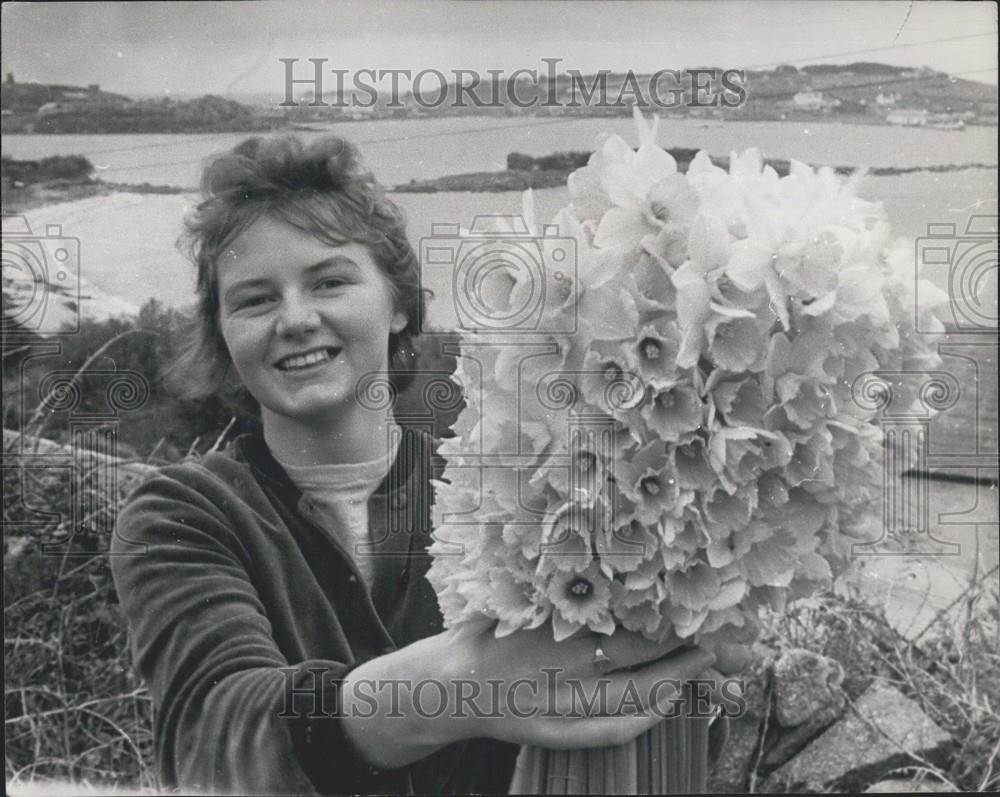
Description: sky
xmin=1 ymin=0 xmax=997 ymax=98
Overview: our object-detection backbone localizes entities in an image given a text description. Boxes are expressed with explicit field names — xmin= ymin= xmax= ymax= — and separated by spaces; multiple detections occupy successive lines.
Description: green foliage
xmin=4 ymin=300 xmax=257 ymax=461
xmin=2 ymin=155 xmax=95 ymax=184
xmin=506 ymin=151 xmax=591 ymax=172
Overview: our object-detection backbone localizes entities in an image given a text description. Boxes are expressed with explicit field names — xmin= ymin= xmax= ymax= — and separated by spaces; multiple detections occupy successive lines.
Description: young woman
xmin=111 ymin=135 xmax=746 ymax=795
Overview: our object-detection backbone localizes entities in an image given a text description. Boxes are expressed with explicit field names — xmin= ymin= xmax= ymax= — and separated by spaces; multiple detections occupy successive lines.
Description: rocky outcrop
xmin=767 ymin=680 xmax=953 ymax=792
xmin=772 ymin=649 xmax=846 ymax=728
xmin=707 ymin=644 xmax=954 ymax=794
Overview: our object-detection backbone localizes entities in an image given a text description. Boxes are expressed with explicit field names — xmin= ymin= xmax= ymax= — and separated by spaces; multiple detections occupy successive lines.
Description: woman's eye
xmin=316 ymin=277 xmax=346 ymax=291
xmin=237 ymin=295 xmax=273 ymax=310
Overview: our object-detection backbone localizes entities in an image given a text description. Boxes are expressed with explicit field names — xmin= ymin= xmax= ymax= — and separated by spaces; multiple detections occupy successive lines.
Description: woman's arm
xmin=111 ymin=466 xmax=405 ymax=795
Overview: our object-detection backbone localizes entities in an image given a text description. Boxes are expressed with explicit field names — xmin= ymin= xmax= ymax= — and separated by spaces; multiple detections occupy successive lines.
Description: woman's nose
xmin=275 ymin=292 xmax=320 ymax=337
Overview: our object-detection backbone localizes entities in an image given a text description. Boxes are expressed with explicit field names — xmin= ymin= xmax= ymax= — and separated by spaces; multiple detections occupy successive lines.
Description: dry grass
xmin=4 ymin=443 xmax=157 ymax=791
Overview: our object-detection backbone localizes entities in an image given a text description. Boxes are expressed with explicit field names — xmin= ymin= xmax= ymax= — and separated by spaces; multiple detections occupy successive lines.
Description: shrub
xmin=1 ymin=155 xmax=94 ymax=184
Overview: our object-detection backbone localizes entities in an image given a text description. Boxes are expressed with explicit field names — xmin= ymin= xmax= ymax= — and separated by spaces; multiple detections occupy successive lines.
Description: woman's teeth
xmin=278 ymin=349 xmax=335 ymax=370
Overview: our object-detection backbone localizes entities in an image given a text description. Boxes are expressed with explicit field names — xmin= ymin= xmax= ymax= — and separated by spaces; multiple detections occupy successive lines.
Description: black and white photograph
xmin=2 ymin=1 xmax=997 ymax=794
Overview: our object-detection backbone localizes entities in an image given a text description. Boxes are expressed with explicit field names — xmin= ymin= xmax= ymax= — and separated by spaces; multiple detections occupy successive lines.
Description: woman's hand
xmin=339 ymin=624 xmax=723 ymax=768
xmin=444 ymin=624 xmax=718 ymax=749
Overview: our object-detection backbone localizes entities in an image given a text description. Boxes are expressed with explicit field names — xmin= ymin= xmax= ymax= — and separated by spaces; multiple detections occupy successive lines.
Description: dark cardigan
xmin=111 ymin=427 xmax=518 ymax=795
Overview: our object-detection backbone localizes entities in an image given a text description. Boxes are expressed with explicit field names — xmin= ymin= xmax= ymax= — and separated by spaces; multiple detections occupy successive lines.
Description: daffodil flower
xmin=547 ymin=562 xmax=616 ymax=641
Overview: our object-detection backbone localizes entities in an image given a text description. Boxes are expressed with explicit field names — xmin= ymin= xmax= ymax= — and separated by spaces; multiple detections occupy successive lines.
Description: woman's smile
xmin=273 ymin=346 xmax=343 ymax=372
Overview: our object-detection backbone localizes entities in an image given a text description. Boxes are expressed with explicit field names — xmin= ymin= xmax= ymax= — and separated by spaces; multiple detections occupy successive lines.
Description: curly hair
xmin=169 ymin=135 xmax=425 ymax=404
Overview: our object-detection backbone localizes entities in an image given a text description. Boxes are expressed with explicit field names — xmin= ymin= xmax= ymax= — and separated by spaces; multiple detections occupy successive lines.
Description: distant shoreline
xmin=393 ymin=152 xmax=999 ymax=193
xmin=1 ymin=123 xmax=327 ymax=137
xmin=2 ymin=179 xmax=191 ymax=213
xmin=4 ymin=147 xmax=995 ymax=211
xmin=5 ymin=164 xmax=997 ymax=211
xmin=5 ymin=115 xmax=997 ymax=138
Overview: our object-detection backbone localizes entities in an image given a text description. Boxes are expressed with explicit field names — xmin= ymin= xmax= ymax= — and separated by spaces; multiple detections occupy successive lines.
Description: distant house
xmin=887 ymin=108 xmax=929 ymax=126
xmin=37 ymin=102 xmax=73 ymax=116
xmin=901 ymin=67 xmax=935 ymax=80
xmin=793 ymin=91 xmax=825 ymax=110
xmin=875 ymin=92 xmax=900 ymax=106
xmin=928 ymin=113 xmax=966 ymax=130
xmin=792 ymin=91 xmax=841 ymax=111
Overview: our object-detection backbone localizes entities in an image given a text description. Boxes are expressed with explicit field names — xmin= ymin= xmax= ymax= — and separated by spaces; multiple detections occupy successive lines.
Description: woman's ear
xmin=390 ymin=311 xmax=408 ymax=335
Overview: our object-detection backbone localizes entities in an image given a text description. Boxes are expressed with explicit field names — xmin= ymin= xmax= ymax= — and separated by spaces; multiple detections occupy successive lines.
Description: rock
xmin=762 ymin=715 xmax=829 ymax=770
xmin=707 ymin=716 xmax=761 ymax=793
xmin=764 ymin=649 xmax=846 ymax=769
xmin=773 ymin=648 xmax=845 ymax=727
xmin=767 ymin=680 xmax=953 ymax=793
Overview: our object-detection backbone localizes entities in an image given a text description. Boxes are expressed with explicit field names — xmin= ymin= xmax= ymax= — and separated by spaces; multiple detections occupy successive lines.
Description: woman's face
xmin=217 ymin=214 xmax=407 ymax=424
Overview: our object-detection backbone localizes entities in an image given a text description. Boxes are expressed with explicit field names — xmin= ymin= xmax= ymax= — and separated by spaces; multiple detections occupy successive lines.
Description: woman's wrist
xmin=339 ymin=634 xmax=477 ymax=768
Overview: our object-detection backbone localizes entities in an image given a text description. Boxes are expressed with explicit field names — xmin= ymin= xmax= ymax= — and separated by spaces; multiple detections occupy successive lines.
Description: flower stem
xmin=637 ymin=725 xmax=650 ymax=794
xmin=567 ymin=748 xmax=587 ymax=794
xmin=587 ymin=745 xmax=604 ymax=793
xmin=691 ymin=717 xmax=710 ymax=794
xmin=510 ymin=718 xmax=710 ymax=794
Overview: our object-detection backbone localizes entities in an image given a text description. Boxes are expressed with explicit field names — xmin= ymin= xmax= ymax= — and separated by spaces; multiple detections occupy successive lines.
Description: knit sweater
xmin=111 ymin=428 xmax=518 ymax=795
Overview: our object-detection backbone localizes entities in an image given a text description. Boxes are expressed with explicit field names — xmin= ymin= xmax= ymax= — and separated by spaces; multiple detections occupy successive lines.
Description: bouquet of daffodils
xmin=427 ymin=109 xmax=946 ymax=653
